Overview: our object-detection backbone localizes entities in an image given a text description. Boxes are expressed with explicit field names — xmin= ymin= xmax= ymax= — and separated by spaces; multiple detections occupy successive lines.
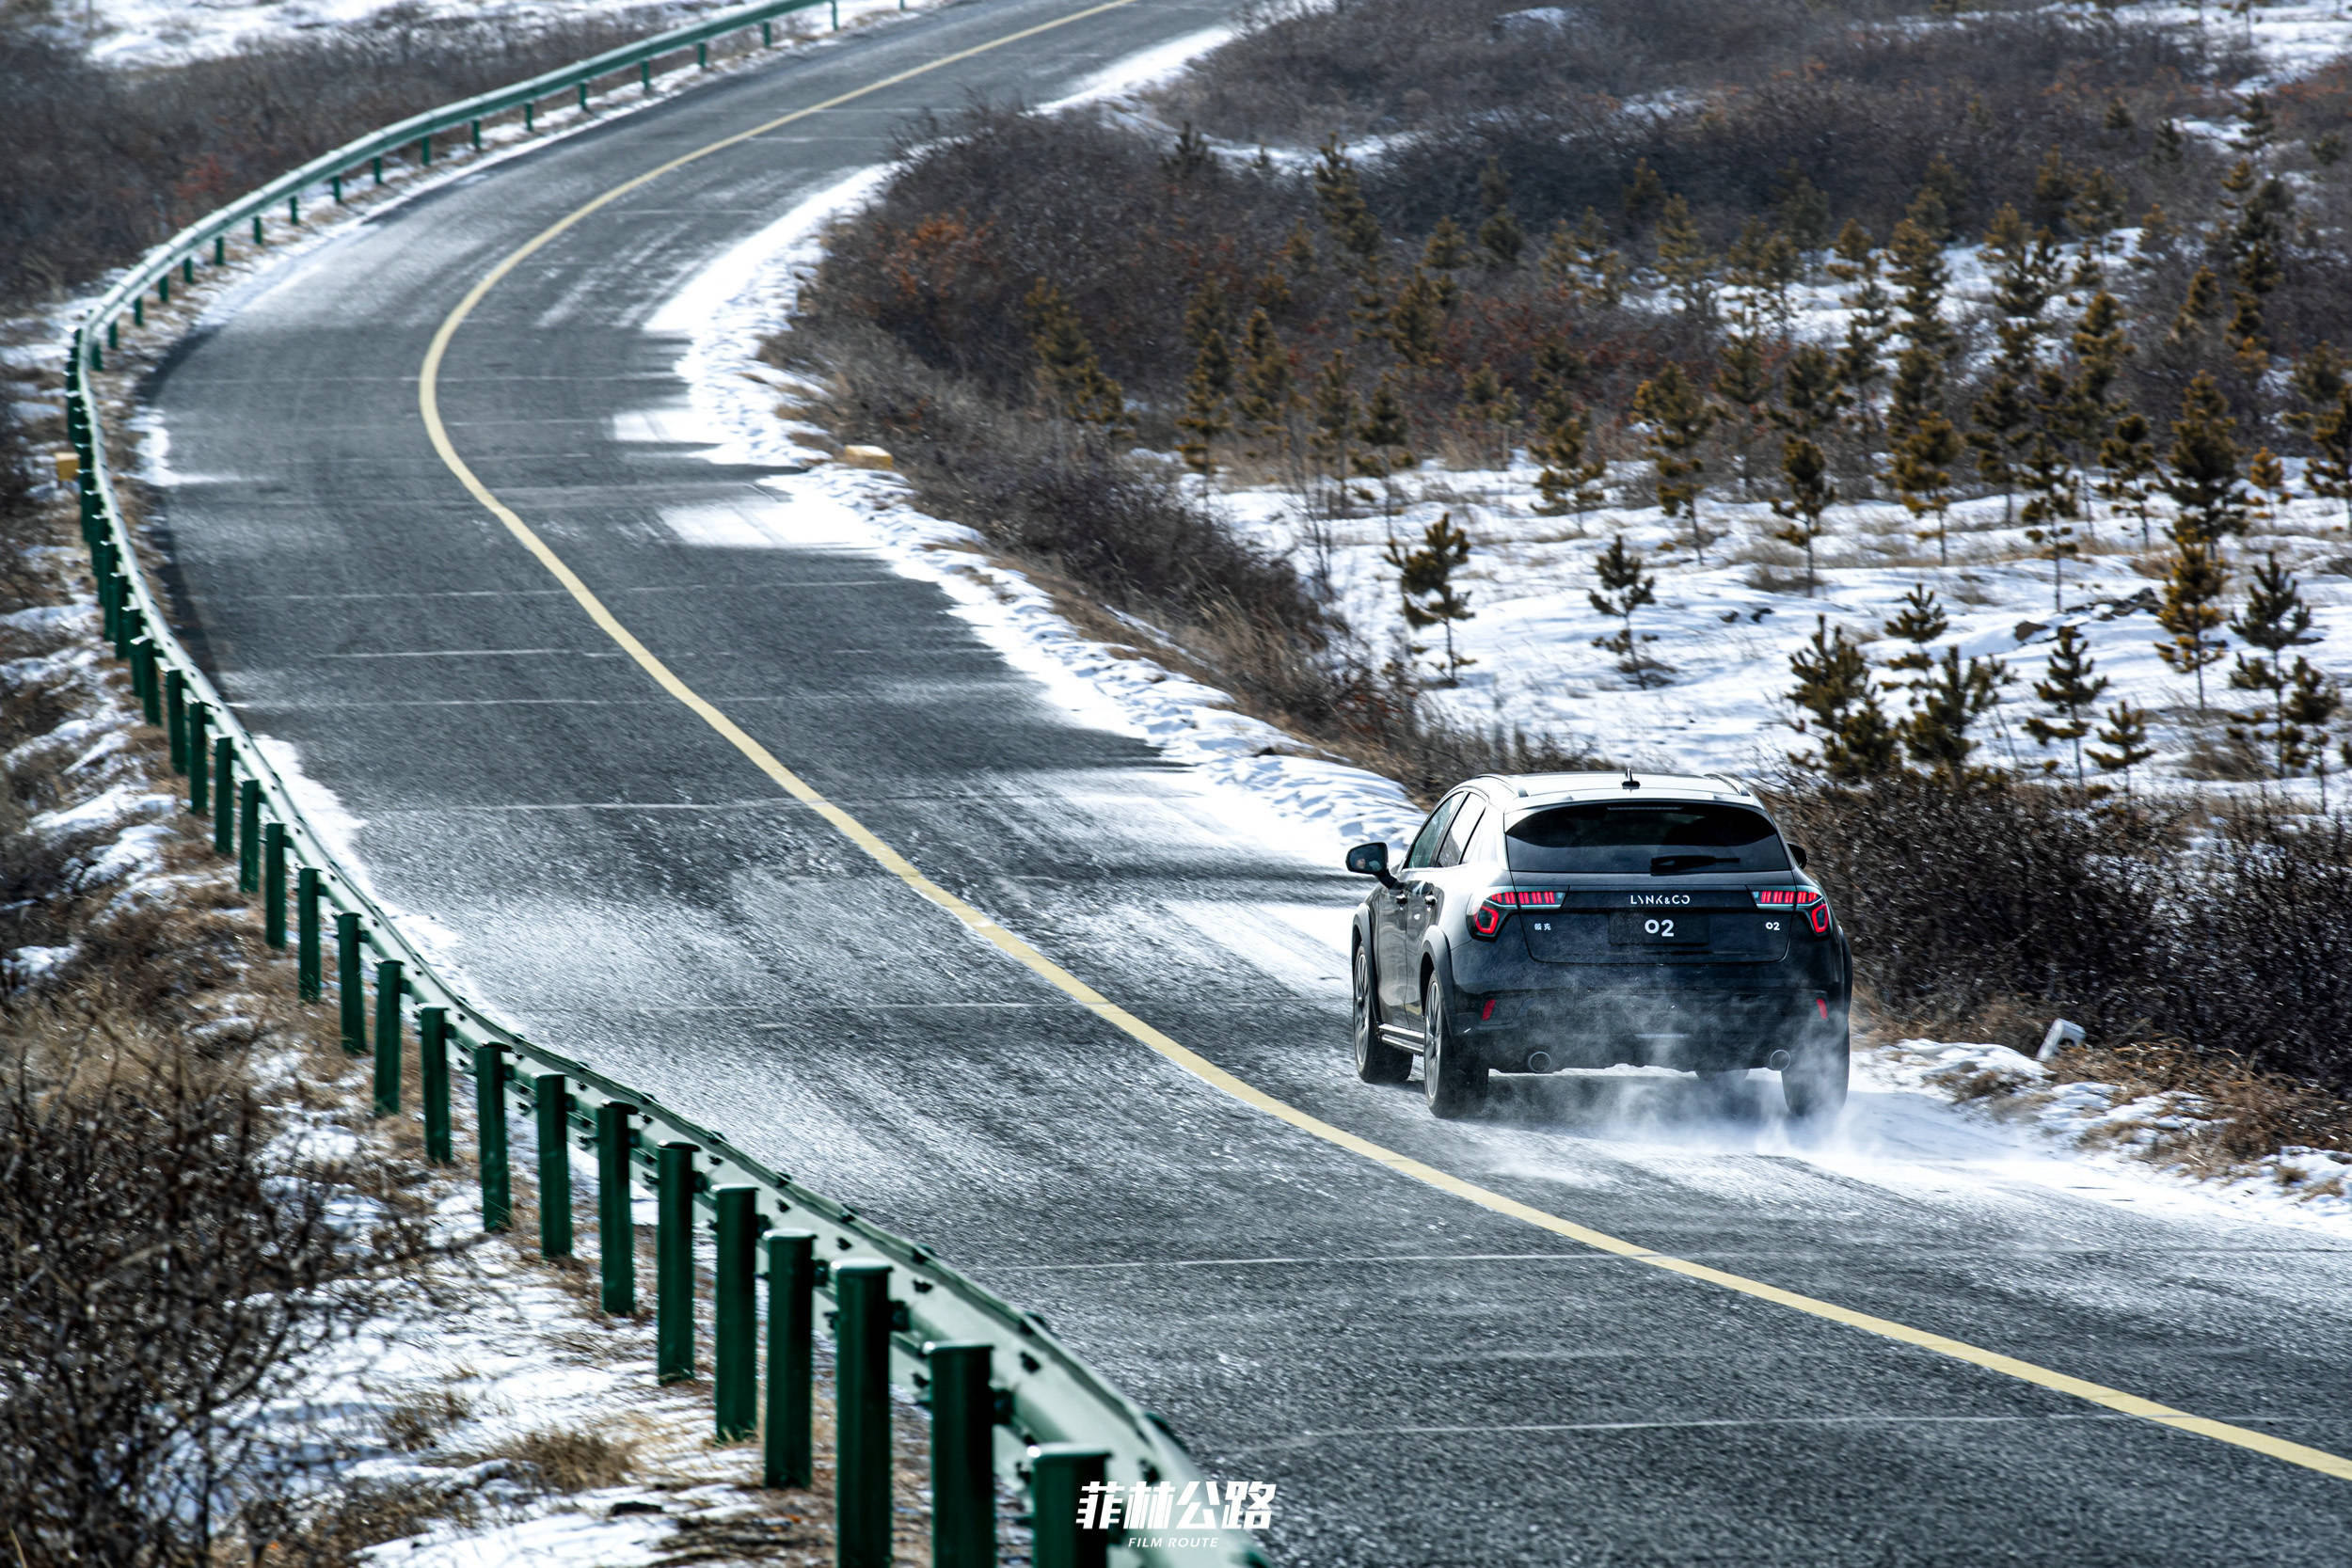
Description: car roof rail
xmin=1705 ymin=772 xmax=1753 ymax=796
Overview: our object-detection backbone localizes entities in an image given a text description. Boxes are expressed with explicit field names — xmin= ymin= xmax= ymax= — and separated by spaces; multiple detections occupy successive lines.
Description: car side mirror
xmin=1346 ymin=841 xmax=1400 ymax=889
xmin=1789 ymin=842 xmax=1809 ymax=870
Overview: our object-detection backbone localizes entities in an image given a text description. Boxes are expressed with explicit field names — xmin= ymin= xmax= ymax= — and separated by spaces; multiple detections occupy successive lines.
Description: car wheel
xmin=1422 ymin=974 xmax=1488 ymax=1118
xmin=1353 ymin=942 xmax=1410 ymax=1084
xmin=1781 ymin=1021 xmax=1850 ymax=1120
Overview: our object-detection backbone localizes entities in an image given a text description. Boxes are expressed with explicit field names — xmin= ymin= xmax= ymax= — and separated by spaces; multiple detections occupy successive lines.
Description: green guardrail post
xmin=418 ymin=133 xmax=432 ymax=167
xmin=830 ymin=0 xmax=839 ymax=28
xmin=696 ymin=40 xmax=708 ymax=68
xmin=330 ymin=173 xmax=343 ymax=204
xmin=765 ymin=1230 xmax=815 ymax=1489
xmin=212 ymin=233 xmax=225 ymax=265
xmin=372 ymin=154 xmax=384 ymax=186
xmin=535 ymin=1073 xmax=573 ymax=1259
xmin=251 ymin=214 xmax=263 ymax=245
xmin=470 ymin=118 xmax=482 ymax=150
xmin=836 ymin=1260 xmax=893 ymax=1568
xmin=237 ymin=779 xmax=261 ymax=893
xmin=133 ymin=297 xmax=144 ymax=328
xmin=372 ymin=958 xmax=403 ymax=1117
xmin=930 ymin=1341 xmax=997 ymax=1568
xmin=761 ymin=20 xmax=772 ymax=44
xmin=478 ymin=1042 xmax=512 ymax=1231
xmin=263 ymin=822 xmax=287 ymax=946
xmin=135 ymin=640 xmax=161 ymax=722
xmin=112 ymin=592 xmax=135 ymax=658
xmin=157 ymin=274 xmax=169 ymax=305
xmin=164 ymin=668 xmax=186 ymax=769
xmin=597 ymin=1101 xmax=636 ymax=1313
xmin=641 ymin=58 xmax=653 ymax=92
xmin=657 ymin=1141 xmax=698 ymax=1383
xmin=187 ymin=705 xmax=209 ymax=814
xmin=211 ymin=738 xmax=234 ymax=855
xmin=714 ymin=1186 xmax=759 ymax=1441
xmin=182 ymin=255 xmax=194 ymax=284
xmin=420 ymin=1006 xmax=452 ymax=1163
xmin=1031 ymin=1447 xmax=1111 ymax=1568
xmin=297 ymin=867 xmax=323 ymax=1001
xmin=524 ymin=100 xmax=535 ymax=133
xmin=577 ymin=79 xmax=590 ymax=112
xmin=337 ymin=911 xmax=364 ymax=1053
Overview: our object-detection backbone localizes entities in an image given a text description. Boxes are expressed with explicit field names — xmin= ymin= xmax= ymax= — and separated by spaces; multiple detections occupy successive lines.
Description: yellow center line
xmin=413 ymin=3 xmax=2352 ymax=1486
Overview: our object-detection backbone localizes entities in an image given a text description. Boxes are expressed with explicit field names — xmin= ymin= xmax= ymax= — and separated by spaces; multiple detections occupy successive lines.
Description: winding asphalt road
xmin=139 ymin=3 xmax=2352 ymax=1560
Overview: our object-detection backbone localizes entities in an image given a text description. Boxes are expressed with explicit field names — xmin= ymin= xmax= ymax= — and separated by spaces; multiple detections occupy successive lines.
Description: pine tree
xmin=1882 ymin=582 xmax=1948 ymax=689
xmin=2228 ymin=551 xmax=2323 ymax=778
xmin=1773 ymin=343 xmax=1846 ymax=439
xmin=1388 ymin=268 xmax=1446 ymax=365
xmin=1772 ymin=161 xmax=1832 ymax=253
xmin=1456 ymin=363 xmax=1519 ymax=467
xmin=1386 ymin=511 xmax=1475 ymax=684
xmin=1026 ymin=278 xmax=1129 ymax=433
xmin=1572 ymin=207 xmax=1629 ymax=304
xmin=1982 ymin=204 xmax=2062 ymax=378
xmin=1311 ymin=140 xmax=1384 ymax=274
xmin=1653 ymin=195 xmax=1715 ymax=321
xmin=2024 ymin=624 xmax=2110 ymax=783
xmin=1356 ymin=373 xmax=1416 ymax=533
xmin=1630 ymin=364 xmax=1719 ymax=560
xmin=1530 ymin=390 xmax=1608 ymax=520
xmin=2247 ymin=447 xmax=2291 ymax=526
xmin=1886 ymin=346 xmax=1944 ymax=444
xmin=2289 ymin=344 xmax=2352 ymax=527
xmin=1422 ymin=215 xmax=1473 ymax=274
xmin=1232 ymin=309 xmax=1296 ymax=461
xmin=1912 ymin=157 xmax=1967 ymax=243
xmin=1770 ymin=436 xmax=1836 ymax=598
xmin=1968 ymin=373 xmax=2031 ymax=523
xmin=2019 ymin=433 xmax=2080 ymax=612
xmin=1621 ymin=159 xmax=1665 ymax=230
xmin=2088 ymin=701 xmax=2157 ymax=796
xmin=2070 ymin=166 xmax=2128 ymax=254
xmin=2103 ymin=96 xmax=2135 ymax=134
xmin=1889 ymin=412 xmax=1964 ymax=563
xmin=2097 ymin=411 xmax=2159 ymax=547
xmin=2152 ymin=119 xmax=2187 ymax=169
xmin=1829 ymin=220 xmax=1893 ymax=434
xmin=2284 ymin=659 xmax=2344 ymax=789
xmin=1588 ymin=534 xmax=1662 ymax=688
xmin=1713 ymin=330 xmax=1771 ymax=496
xmin=1308 ymin=354 xmax=1360 ymax=512
xmin=1182 ymin=276 xmax=1232 ymax=354
xmin=2239 ymin=91 xmax=2279 ymax=153
xmin=1175 ymin=327 xmax=1234 ymax=475
xmin=2161 ymin=373 xmax=2249 ymax=545
xmin=1889 ymin=215 xmax=1956 ymax=364
xmin=1477 ymin=157 xmax=1525 ymax=269
xmin=2155 ymin=536 xmax=2230 ymax=713
xmin=2169 ymin=265 xmax=2225 ymax=349
xmin=1905 ymin=646 xmax=2009 ymax=780
xmin=1788 ymin=616 xmax=1899 ymax=782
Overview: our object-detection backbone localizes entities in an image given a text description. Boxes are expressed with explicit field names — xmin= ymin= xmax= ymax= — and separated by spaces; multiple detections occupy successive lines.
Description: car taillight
xmin=1470 ymin=888 xmax=1561 ymax=940
xmin=1755 ymin=888 xmax=1831 ymax=933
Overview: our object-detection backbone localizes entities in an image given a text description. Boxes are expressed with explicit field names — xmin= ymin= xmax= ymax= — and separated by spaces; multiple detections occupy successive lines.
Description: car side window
xmin=1404 ymin=795 xmax=1463 ymax=870
xmin=1465 ymin=801 xmax=1504 ymax=864
xmin=1437 ymin=800 xmax=1486 ymax=868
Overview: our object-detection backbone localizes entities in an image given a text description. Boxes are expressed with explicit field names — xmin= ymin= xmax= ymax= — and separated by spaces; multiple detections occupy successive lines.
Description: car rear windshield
xmin=1504 ymin=802 xmax=1790 ymax=876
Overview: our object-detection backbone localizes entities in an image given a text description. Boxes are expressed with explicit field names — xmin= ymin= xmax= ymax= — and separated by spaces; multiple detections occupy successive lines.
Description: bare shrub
xmin=485 ymin=1425 xmax=642 ymax=1493
xmin=0 ymin=1017 xmax=430 ymax=1565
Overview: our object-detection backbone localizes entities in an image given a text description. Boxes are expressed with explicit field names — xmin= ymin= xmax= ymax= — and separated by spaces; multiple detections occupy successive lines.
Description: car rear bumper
xmin=1453 ymin=986 xmax=1844 ymax=1072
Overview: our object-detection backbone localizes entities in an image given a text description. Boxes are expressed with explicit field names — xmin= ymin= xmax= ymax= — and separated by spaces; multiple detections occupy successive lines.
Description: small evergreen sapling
xmin=1026 ymin=279 xmax=1129 ymax=435
xmin=2024 ymin=625 xmax=2110 ymax=783
xmin=1769 ymin=436 xmax=1836 ymax=597
xmin=1531 ymin=389 xmax=1607 ymax=521
xmin=1588 ymin=534 xmax=1663 ymax=689
xmin=2096 ymin=412 xmax=2158 ymax=548
xmin=1889 ymin=413 xmax=1963 ymax=563
xmin=1477 ymin=157 xmax=1526 ymax=269
xmin=2288 ymin=344 xmax=2352 ymax=527
xmin=1385 ymin=512 xmax=1476 ymax=685
xmin=1904 ymin=646 xmax=2009 ymax=780
xmin=1881 ymin=583 xmax=1948 ymax=690
xmin=2018 ymin=434 xmax=2080 ymax=612
xmin=2227 ymin=552 xmax=2323 ymax=779
xmin=2088 ymin=701 xmax=2157 ymax=797
xmin=2154 ymin=537 xmax=2230 ymax=713
xmin=1456 ymin=364 xmax=1519 ymax=468
xmin=1630 ymin=364 xmax=1719 ymax=560
xmin=1788 ymin=617 xmax=1899 ymax=782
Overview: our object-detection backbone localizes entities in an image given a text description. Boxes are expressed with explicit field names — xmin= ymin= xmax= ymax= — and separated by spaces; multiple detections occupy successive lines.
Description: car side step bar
xmin=1378 ymin=1022 xmax=1425 ymax=1053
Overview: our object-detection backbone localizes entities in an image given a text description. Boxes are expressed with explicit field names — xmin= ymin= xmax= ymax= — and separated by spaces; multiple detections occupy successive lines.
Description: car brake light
xmin=1470 ymin=888 xmax=1561 ymax=940
xmin=1807 ymin=903 xmax=1832 ymax=935
xmin=1755 ymin=888 xmax=1833 ymax=934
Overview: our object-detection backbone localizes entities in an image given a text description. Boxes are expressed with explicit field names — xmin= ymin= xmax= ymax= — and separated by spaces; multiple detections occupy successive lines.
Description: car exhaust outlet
xmin=1527 ymin=1051 xmax=1552 ymax=1073
xmin=1767 ymin=1049 xmax=1792 ymax=1071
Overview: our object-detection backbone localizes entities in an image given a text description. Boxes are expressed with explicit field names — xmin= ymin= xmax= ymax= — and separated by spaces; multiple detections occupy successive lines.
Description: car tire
xmin=1781 ymin=1021 xmax=1850 ymax=1120
xmin=1422 ymin=974 xmax=1488 ymax=1118
xmin=1353 ymin=941 xmax=1410 ymax=1084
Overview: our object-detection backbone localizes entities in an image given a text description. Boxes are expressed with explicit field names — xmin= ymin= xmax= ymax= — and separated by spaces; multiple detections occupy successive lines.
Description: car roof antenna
xmin=1620 ymin=763 xmax=1640 ymax=791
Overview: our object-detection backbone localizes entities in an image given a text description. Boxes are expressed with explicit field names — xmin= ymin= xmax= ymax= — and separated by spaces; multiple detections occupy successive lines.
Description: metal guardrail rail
xmin=62 ymin=5 xmax=1264 ymax=1562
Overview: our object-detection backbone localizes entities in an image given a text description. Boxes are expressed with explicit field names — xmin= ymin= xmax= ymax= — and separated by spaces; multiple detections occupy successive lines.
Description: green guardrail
xmin=62 ymin=3 xmax=1265 ymax=1563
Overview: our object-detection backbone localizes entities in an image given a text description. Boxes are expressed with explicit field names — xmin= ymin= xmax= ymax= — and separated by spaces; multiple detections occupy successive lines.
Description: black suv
xmin=1344 ymin=772 xmax=1851 ymax=1118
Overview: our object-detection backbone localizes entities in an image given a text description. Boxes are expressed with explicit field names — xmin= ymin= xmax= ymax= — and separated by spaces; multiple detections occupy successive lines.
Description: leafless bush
xmin=1770 ymin=772 xmax=2352 ymax=1092
xmin=0 ymin=1016 xmax=430 ymax=1566
xmin=1 ymin=3 xmax=744 ymax=308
